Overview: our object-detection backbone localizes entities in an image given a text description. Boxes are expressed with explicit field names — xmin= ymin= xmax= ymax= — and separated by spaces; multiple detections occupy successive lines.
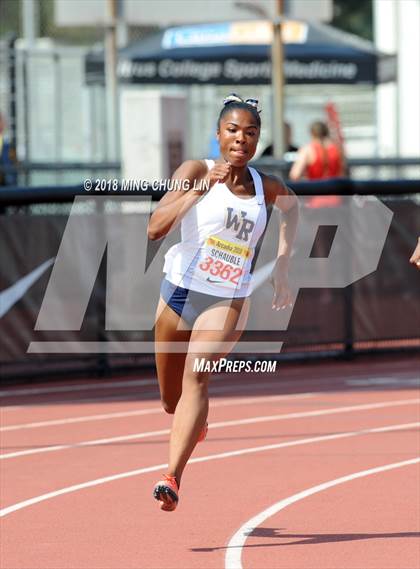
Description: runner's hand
xmin=204 ymin=162 xmax=231 ymax=189
xmin=270 ymin=259 xmax=293 ymax=310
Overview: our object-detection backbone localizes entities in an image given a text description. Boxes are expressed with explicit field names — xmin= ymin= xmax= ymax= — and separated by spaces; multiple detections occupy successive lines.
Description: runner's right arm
xmin=147 ymin=160 xmax=230 ymax=240
xmin=409 ymin=237 xmax=420 ymax=269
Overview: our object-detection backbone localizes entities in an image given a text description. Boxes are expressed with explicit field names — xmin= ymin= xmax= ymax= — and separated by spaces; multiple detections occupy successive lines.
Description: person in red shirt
xmin=289 ymin=120 xmax=344 ymax=181
xmin=289 ymin=120 xmax=345 ymax=209
xmin=289 ymin=121 xmax=344 ymax=180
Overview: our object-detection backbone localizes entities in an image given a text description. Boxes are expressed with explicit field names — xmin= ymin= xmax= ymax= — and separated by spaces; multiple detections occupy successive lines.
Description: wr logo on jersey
xmin=225 ymin=208 xmax=255 ymax=241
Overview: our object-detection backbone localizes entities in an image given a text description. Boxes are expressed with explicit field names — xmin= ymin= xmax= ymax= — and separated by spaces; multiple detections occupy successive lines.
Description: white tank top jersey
xmin=163 ymin=159 xmax=267 ymax=297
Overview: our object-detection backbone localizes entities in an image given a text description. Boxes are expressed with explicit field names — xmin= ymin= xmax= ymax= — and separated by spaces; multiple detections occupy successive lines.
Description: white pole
xmin=22 ymin=0 xmax=38 ymax=48
xmin=271 ymin=0 xmax=285 ymax=159
xmin=234 ymin=1 xmax=285 ymax=159
xmin=105 ymin=0 xmax=118 ymax=160
xmin=116 ymin=0 xmax=129 ymax=48
xmin=22 ymin=0 xmax=39 ymax=169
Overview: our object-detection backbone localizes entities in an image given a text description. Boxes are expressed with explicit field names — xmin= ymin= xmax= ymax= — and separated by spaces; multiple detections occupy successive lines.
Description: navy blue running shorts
xmin=160 ymin=278 xmax=233 ymax=326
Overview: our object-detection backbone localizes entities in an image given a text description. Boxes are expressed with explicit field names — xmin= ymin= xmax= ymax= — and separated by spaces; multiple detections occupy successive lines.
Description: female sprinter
xmin=147 ymin=94 xmax=299 ymax=511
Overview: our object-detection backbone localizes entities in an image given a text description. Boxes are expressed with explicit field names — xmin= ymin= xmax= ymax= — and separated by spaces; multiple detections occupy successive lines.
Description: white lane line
xmin=0 ymin=393 xmax=315 ymax=457
xmin=225 ymin=457 xmax=420 ymax=569
xmin=1 ymin=398 xmax=418 ymax=460
xmin=0 ymin=373 xmax=233 ymax=400
xmin=0 ymin=371 xmax=275 ymax=399
xmin=0 ymin=389 xmax=164 ymax=411
xmin=0 ymin=376 xmax=412 ymax=414
xmin=0 ymin=421 xmax=418 ymax=518
xmin=0 ymin=379 xmax=157 ymax=397
xmin=0 ymin=393 xmax=155 ymax=412
xmin=2 ymin=371 xmax=417 ymax=399
xmin=0 ymin=380 xmax=287 ymax=412
xmin=0 ymin=376 xmax=281 ymax=412
xmin=0 ymin=388 xmax=313 ymax=432
xmin=0 ymin=406 xmax=161 ymax=432
xmin=346 ymin=377 xmax=420 ymax=386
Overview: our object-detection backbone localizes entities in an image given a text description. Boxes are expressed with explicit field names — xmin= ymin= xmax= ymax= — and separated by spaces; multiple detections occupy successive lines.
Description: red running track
xmin=0 ymin=354 xmax=419 ymax=569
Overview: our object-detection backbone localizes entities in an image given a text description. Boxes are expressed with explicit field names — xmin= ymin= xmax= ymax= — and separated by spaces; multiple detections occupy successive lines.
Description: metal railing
xmin=1 ymin=157 xmax=420 ymax=188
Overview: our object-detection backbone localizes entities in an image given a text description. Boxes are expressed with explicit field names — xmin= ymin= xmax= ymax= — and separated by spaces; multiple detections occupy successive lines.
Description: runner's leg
xmin=154 ymin=297 xmax=191 ymax=414
xmin=167 ymin=298 xmax=250 ymax=485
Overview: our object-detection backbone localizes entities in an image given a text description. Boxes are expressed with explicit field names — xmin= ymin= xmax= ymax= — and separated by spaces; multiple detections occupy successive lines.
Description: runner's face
xmin=217 ymin=109 xmax=260 ymax=166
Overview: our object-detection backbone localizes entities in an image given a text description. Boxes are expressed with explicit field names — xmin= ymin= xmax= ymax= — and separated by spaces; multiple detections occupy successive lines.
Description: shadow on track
xmin=191 ymin=529 xmax=420 ymax=551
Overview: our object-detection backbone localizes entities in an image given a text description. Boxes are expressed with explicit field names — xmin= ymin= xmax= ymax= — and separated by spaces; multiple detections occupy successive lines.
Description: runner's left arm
xmin=263 ymin=175 xmax=299 ymax=310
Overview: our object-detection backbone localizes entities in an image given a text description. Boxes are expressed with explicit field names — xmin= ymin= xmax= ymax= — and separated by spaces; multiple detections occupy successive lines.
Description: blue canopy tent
xmin=85 ymin=19 xmax=396 ymax=86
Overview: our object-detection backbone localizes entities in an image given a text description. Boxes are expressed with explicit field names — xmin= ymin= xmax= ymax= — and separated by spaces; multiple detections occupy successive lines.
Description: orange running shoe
xmin=153 ymin=474 xmax=179 ymax=511
xmin=198 ymin=421 xmax=208 ymax=442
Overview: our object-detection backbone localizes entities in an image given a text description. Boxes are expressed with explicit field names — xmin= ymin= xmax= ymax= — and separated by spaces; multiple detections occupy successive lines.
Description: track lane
xmin=1 ymin=398 xmax=418 ymax=512
xmin=1 ymin=354 xmax=417 ymax=415
xmin=1 ymin=395 xmax=418 ymax=461
xmin=1 ymin=423 xmax=418 ymax=569
xmin=237 ymin=460 xmax=420 ymax=569
xmin=1 ymin=356 xmax=419 ymax=568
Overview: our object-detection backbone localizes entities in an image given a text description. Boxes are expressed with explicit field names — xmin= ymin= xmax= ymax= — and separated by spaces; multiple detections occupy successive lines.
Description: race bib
xmin=194 ymin=235 xmax=251 ymax=289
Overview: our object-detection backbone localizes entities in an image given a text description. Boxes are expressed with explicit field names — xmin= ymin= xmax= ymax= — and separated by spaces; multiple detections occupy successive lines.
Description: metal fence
xmin=1 ymin=156 xmax=420 ymax=190
xmin=1 ymin=178 xmax=419 ymax=382
xmin=0 ymin=39 xmax=110 ymax=175
xmin=3 ymin=39 xmax=419 ymax=188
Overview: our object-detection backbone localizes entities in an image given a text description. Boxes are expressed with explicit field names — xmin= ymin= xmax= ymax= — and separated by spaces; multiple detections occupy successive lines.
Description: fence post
xmin=95 ymin=197 xmax=110 ymax=377
xmin=343 ymin=191 xmax=354 ymax=358
xmin=22 ymin=50 xmax=30 ymax=186
xmin=6 ymin=34 xmax=17 ymax=149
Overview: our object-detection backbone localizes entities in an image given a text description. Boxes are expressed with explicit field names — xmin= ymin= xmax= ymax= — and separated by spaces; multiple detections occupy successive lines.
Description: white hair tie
xmin=223 ymin=93 xmax=260 ymax=112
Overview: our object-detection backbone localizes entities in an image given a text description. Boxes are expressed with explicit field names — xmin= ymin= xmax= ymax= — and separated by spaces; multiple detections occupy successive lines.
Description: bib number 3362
xmin=195 ymin=235 xmax=250 ymax=289
xmin=198 ymin=256 xmax=243 ymax=285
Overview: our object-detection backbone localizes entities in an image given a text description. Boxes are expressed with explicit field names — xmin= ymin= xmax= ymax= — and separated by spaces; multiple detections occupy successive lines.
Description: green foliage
xmin=39 ymin=0 xmax=103 ymax=45
xmin=332 ymin=0 xmax=373 ymax=41
xmin=0 ymin=0 xmax=21 ymax=37
xmin=0 ymin=0 xmax=102 ymax=44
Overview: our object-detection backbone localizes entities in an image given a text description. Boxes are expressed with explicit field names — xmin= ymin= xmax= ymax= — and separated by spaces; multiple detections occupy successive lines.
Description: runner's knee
xmin=161 ymin=398 xmax=177 ymax=414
